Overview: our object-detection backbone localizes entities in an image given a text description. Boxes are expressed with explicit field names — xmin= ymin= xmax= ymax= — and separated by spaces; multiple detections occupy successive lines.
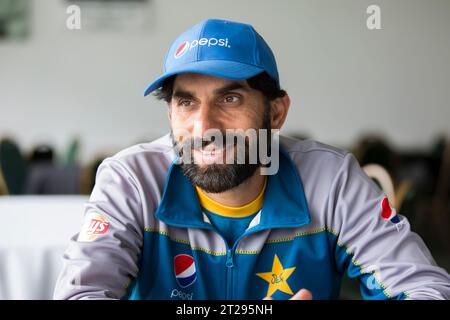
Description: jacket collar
xmin=155 ymin=148 xmax=311 ymax=230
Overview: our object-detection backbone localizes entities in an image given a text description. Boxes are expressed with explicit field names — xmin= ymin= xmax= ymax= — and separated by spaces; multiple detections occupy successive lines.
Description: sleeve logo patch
xmin=78 ymin=212 xmax=110 ymax=242
xmin=381 ymin=196 xmax=399 ymax=223
xmin=380 ymin=196 xmax=406 ymax=231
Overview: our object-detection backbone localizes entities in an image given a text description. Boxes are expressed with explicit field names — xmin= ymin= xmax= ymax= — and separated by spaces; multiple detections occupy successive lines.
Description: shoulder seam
xmin=111 ymin=145 xmax=174 ymax=162
xmin=285 ymin=147 xmax=349 ymax=159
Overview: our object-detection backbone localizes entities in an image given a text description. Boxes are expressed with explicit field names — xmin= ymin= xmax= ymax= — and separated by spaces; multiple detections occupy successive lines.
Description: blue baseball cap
xmin=143 ymin=18 xmax=280 ymax=96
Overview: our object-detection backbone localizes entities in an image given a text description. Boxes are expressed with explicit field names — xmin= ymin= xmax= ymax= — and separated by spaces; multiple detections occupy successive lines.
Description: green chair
xmin=0 ymin=139 xmax=28 ymax=194
xmin=0 ymin=170 xmax=8 ymax=195
xmin=64 ymin=138 xmax=80 ymax=165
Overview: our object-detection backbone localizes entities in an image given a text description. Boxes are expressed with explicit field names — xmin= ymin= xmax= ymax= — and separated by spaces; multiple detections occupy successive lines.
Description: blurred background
xmin=0 ymin=0 xmax=449 ymax=299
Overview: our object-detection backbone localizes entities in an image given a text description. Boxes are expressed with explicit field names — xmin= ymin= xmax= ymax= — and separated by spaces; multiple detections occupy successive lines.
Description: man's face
xmin=168 ymin=73 xmax=270 ymax=193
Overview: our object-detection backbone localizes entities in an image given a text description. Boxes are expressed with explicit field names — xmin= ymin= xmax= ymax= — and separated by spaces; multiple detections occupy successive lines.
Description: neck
xmin=199 ymin=168 xmax=266 ymax=207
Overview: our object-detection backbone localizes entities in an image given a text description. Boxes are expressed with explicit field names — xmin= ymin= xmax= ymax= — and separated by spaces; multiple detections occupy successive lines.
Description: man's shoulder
xmin=112 ymin=134 xmax=174 ymax=159
xmin=280 ymin=135 xmax=349 ymax=161
xmin=280 ymin=135 xmax=356 ymax=186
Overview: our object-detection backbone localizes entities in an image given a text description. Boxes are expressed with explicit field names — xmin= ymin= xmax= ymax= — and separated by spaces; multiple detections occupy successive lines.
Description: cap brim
xmin=143 ymin=60 xmax=265 ymax=96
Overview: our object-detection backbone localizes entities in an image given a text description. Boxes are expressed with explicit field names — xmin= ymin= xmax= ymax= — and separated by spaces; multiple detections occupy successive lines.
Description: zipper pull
xmin=226 ymin=249 xmax=234 ymax=268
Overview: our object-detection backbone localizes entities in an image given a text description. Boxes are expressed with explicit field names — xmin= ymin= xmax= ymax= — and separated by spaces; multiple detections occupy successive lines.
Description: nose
xmin=192 ymin=103 xmax=220 ymax=138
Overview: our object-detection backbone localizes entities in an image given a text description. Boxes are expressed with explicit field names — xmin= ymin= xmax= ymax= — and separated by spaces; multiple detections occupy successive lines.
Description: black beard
xmin=171 ymin=100 xmax=271 ymax=193
xmin=180 ymin=162 xmax=260 ymax=193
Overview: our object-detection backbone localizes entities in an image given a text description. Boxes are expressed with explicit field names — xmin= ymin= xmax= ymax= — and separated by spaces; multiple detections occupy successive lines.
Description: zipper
xmin=223 ymin=228 xmax=261 ymax=300
xmin=195 ymin=214 xmax=237 ymax=300
xmin=223 ymin=225 xmax=286 ymax=300
xmin=226 ymin=248 xmax=234 ymax=299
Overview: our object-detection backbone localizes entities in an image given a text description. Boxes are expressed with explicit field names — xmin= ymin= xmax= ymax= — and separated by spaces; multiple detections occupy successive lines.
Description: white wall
xmin=1 ymin=0 xmax=449 ymax=163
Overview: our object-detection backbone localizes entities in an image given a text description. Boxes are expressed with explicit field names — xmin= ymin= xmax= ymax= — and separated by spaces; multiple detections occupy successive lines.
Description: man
xmin=54 ymin=19 xmax=450 ymax=300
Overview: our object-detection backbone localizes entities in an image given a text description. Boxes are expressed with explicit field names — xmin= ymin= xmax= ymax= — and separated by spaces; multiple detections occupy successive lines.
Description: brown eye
xmin=223 ymin=95 xmax=240 ymax=103
xmin=179 ymin=99 xmax=193 ymax=107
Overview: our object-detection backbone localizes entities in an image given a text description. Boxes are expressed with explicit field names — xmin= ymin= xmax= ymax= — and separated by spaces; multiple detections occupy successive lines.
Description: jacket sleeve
xmin=328 ymin=153 xmax=450 ymax=300
xmin=54 ymin=159 xmax=144 ymax=300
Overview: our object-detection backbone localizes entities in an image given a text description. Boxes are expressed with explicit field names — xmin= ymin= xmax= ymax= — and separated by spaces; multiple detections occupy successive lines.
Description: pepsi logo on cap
xmin=174 ymin=41 xmax=189 ymax=59
xmin=174 ymin=254 xmax=197 ymax=288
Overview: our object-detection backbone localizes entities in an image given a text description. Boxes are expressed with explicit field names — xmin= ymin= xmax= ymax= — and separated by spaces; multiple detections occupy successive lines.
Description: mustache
xmin=174 ymin=133 xmax=247 ymax=153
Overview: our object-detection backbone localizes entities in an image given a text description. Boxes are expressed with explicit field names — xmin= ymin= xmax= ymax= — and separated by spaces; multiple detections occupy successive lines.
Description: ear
xmin=270 ymin=94 xmax=290 ymax=129
xmin=167 ymin=103 xmax=172 ymax=121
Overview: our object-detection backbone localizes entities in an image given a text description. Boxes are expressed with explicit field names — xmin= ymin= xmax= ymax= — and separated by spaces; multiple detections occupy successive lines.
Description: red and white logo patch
xmin=380 ymin=196 xmax=402 ymax=226
xmin=78 ymin=212 xmax=110 ymax=242
xmin=174 ymin=41 xmax=189 ymax=59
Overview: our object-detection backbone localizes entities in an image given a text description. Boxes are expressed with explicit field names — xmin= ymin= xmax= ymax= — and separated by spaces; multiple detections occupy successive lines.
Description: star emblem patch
xmin=256 ymin=254 xmax=296 ymax=297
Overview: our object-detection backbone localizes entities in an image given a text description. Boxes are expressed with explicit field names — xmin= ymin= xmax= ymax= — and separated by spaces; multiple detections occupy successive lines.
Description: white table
xmin=0 ymin=196 xmax=89 ymax=300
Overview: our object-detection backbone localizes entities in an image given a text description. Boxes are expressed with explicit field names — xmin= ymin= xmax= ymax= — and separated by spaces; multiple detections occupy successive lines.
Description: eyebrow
xmin=213 ymin=82 xmax=249 ymax=95
xmin=172 ymin=82 xmax=249 ymax=100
